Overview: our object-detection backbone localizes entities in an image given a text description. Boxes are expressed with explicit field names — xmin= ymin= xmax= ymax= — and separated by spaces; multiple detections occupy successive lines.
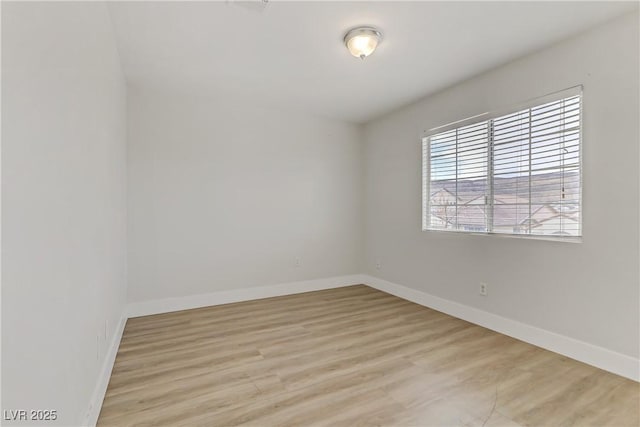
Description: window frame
xmin=421 ymin=86 xmax=583 ymax=242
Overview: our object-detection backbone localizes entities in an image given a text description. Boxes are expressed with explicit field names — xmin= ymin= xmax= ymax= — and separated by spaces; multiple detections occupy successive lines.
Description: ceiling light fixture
xmin=344 ymin=26 xmax=383 ymax=60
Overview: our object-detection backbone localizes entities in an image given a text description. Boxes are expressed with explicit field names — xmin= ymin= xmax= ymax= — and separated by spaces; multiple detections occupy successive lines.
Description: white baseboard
xmin=84 ymin=313 xmax=127 ymax=427
xmin=362 ymin=274 xmax=639 ymax=382
xmin=126 ymin=274 xmax=366 ymax=318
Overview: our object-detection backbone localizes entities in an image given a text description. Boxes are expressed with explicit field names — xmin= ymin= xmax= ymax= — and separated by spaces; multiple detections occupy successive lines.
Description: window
xmin=422 ymin=88 xmax=582 ymax=239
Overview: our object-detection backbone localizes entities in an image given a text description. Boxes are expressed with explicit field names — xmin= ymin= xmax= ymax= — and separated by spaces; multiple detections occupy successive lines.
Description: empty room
xmin=2 ymin=1 xmax=639 ymax=426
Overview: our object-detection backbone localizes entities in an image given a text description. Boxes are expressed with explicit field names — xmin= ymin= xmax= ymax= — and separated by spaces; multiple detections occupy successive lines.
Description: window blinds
xmin=423 ymin=90 xmax=582 ymax=238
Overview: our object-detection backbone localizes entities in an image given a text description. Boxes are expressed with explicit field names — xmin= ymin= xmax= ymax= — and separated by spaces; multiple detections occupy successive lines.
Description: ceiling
xmin=108 ymin=1 xmax=637 ymax=123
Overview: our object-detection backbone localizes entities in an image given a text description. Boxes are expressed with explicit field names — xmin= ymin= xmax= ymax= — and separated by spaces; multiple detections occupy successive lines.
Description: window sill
xmin=422 ymin=228 xmax=583 ymax=244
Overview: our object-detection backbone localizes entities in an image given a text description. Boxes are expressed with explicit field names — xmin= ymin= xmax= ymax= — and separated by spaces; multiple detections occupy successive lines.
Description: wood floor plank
xmin=98 ymin=285 xmax=639 ymax=426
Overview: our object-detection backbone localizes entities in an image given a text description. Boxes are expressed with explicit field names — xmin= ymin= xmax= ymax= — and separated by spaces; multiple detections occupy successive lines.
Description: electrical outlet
xmin=479 ymin=283 xmax=488 ymax=296
xmin=375 ymin=259 xmax=381 ymax=270
xmin=294 ymin=257 xmax=300 ymax=268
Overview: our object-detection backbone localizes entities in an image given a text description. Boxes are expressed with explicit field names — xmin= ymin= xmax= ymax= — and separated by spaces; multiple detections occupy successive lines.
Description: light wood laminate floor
xmin=98 ymin=285 xmax=639 ymax=426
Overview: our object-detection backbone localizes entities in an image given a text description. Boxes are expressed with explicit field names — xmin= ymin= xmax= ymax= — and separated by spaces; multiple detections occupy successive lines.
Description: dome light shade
xmin=344 ymin=27 xmax=382 ymax=59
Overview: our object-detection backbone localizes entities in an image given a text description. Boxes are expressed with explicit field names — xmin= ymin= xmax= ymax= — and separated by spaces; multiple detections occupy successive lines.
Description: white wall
xmin=2 ymin=3 xmax=127 ymax=425
xmin=127 ymin=88 xmax=363 ymax=303
xmin=363 ymin=12 xmax=639 ymax=359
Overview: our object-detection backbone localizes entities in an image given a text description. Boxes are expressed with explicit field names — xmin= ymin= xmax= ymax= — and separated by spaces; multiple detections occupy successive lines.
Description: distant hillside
xmin=432 ymin=170 xmax=580 ymax=205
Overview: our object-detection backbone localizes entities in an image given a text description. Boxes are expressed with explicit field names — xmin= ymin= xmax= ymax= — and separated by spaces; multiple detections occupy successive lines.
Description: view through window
xmin=422 ymin=91 xmax=581 ymax=238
